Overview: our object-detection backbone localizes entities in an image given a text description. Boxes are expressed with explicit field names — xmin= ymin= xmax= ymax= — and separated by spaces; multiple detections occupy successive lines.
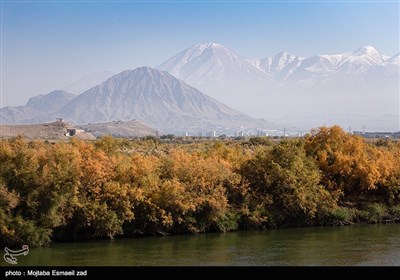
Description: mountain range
xmin=159 ymin=43 xmax=399 ymax=131
xmin=1 ymin=42 xmax=398 ymax=132
xmin=1 ymin=67 xmax=273 ymax=135
xmin=158 ymin=42 xmax=268 ymax=103
xmin=159 ymin=43 xmax=398 ymax=90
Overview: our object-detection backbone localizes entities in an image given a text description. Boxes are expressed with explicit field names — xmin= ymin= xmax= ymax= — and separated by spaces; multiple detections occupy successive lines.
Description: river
xmin=10 ymin=224 xmax=400 ymax=266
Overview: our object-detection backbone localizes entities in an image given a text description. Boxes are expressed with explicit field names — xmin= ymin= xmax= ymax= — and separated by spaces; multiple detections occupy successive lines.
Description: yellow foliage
xmin=306 ymin=126 xmax=396 ymax=192
xmin=1 ymin=132 xmax=399 ymax=246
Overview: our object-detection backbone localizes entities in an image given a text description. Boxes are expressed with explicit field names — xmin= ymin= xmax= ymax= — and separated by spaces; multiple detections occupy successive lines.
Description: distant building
xmin=257 ymin=130 xmax=268 ymax=136
xmin=208 ymin=130 xmax=216 ymax=137
xmin=353 ymin=131 xmax=400 ymax=139
xmin=65 ymin=128 xmax=85 ymax=137
xmin=66 ymin=128 xmax=77 ymax=136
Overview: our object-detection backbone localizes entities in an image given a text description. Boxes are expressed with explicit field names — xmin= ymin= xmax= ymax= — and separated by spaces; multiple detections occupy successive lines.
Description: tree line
xmin=1 ymin=126 xmax=399 ymax=247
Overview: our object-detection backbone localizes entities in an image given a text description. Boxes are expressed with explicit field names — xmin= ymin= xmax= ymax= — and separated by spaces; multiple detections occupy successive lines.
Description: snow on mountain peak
xmin=353 ymin=46 xmax=380 ymax=56
xmin=255 ymin=51 xmax=304 ymax=76
xmin=160 ymin=43 xmax=395 ymax=82
xmin=194 ymin=42 xmax=224 ymax=51
xmin=335 ymin=46 xmax=388 ymax=73
xmin=157 ymin=42 xmax=231 ymax=76
xmin=158 ymin=42 xmax=267 ymax=100
xmin=274 ymin=51 xmax=292 ymax=58
xmin=186 ymin=42 xmax=239 ymax=60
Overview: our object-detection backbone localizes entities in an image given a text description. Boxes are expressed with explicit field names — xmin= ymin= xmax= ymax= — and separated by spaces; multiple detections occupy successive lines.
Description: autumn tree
xmin=241 ymin=139 xmax=337 ymax=226
xmin=305 ymin=126 xmax=395 ymax=196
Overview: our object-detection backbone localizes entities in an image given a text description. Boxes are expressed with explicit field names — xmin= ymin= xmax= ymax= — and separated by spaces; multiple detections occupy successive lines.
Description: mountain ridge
xmin=159 ymin=42 xmax=398 ymax=85
xmin=157 ymin=42 xmax=399 ymax=131
xmin=26 ymin=90 xmax=76 ymax=113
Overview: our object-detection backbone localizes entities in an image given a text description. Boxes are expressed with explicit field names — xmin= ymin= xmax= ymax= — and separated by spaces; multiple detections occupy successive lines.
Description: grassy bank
xmin=1 ymin=126 xmax=400 ymax=247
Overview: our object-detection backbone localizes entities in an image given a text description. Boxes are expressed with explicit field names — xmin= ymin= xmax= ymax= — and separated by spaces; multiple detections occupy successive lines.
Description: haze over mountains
xmin=26 ymin=90 xmax=76 ymax=113
xmin=1 ymin=67 xmax=273 ymax=135
xmin=0 ymin=90 xmax=76 ymax=124
xmin=57 ymin=67 xmax=271 ymax=134
xmin=62 ymin=71 xmax=115 ymax=95
xmin=159 ymin=43 xmax=399 ymax=131
xmin=159 ymin=42 xmax=267 ymax=102
xmin=1 ymin=42 xmax=398 ymax=133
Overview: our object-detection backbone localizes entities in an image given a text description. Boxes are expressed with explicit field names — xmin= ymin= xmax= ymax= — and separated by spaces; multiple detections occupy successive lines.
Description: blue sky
xmin=1 ymin=0 xmax=399 ymax=106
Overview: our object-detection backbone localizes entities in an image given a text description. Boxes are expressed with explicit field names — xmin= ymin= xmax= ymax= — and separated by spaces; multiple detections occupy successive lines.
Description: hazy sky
xmin=1 ymin=0 xmax=399 ymax=107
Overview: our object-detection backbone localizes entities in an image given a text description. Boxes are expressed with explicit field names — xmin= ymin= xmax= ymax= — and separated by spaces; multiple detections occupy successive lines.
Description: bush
xmin=1 ymin=131 xmax=399 ymax=247
xmin=389 ymin=204 xmax=400 ymax=219
xmin=359 ymin=203 xmax=388 ymax=223
xmin=322 ymin=207 xmax=358 ymax=225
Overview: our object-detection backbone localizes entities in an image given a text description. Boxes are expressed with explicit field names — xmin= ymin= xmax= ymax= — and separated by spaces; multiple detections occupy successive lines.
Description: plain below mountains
xmin=79 ymin=119 xmax=157 ymax=138
xmin=0 ymin=120 xmax=95 ymax=140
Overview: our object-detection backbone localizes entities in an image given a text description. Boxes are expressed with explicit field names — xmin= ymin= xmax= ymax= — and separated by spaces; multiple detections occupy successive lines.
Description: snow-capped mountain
xmin=56 ymin=66 xmax=272 ymax=133
xmin=2 ymin=43 xmax=397 ymax=132
xmin=62 ymin=71 xmax=114 ymax=94
xmin=159 ymin=42 xmax=397 ymax=86
xmin=252 ymin=45 xmax=392 ymax=81
xmin=254 ymin=52 xmax=304 ymax=80
xmin=158 ymin=43 xmax=399 ymax=131
xmin=335 ymin=46 xmax=389 ymax=74
xmin=158 ymin=42 xmax=267 ymax=105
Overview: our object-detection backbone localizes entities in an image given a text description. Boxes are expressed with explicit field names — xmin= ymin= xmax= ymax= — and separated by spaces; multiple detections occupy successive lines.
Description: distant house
xmin=66 ymin=128 xmax=77 ymax=136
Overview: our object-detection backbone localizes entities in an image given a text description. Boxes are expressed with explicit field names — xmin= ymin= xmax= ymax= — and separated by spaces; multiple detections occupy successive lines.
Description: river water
xmin=10 ymin=224 xmax=400 ymax=266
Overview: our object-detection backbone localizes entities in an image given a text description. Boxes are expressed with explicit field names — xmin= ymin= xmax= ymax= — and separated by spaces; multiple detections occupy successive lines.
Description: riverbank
xmin=1 ymin=126 xmax=400 ymax=248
